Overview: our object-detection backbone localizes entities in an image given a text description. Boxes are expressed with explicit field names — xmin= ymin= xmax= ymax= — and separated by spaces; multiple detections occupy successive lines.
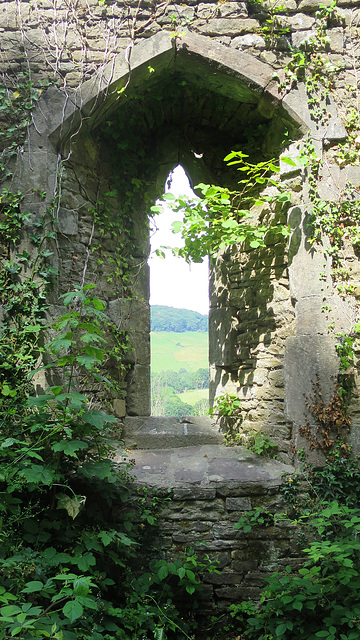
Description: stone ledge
xmin=115 ymin=443 xmax=294 ymax=489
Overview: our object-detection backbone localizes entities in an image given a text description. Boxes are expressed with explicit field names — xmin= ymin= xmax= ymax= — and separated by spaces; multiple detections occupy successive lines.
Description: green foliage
xmin=151 ymin=306 xmax=208 ymax=333
xmin=210 ymin=393 xmax=243 ymax=443
xmin=258 ymin=2 xmax=290 ymax=47
xmin=276 ymin=2 xmax=340 ymax=123
xmin=151 ymin=368 xmax=209 ymax=417
xmin=152 ymin=369 xmax=209 ymax=394
xmin=0 ymin=72 xmax=47 ymax=177
xmin=234 ymin=508 xmax=275 ymax=533
xmin=231 ymin=500 xmax=360 ymax=640
xmin=299 ymin=377 xmax=351 ymax=456
xmin=243 ymin=432 xmax=278 ymax=458
xmin=335 ymin=325 xmax=360 ymax=400
xmin=230 ymin=441 xmax=360 ymax=640
xmin=309 ymin=182 xmax=360 ymax=265
xmin=210 ymin=393 xmax=242 ymax=419
xmin=0 ymin=288 xmax=133 ymax=638
xmin=153 ymin=152 xmax=290 ymax=263
xmin=0 ymin=189 xmax=56 ymax=427
xmin=0 ymin=278 xmax=211 ymax=639
xmin=308 ymin=448 xmax=360 ymax=507
xmin=151 ymin=383 xmax=195 ymax=419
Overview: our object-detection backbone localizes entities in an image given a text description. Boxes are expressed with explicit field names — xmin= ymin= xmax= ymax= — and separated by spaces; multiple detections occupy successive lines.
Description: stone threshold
xmin=114 ymin=443 xmax=294 ymax=490
xmin=121 ymin=415 xmax=225 ymax=449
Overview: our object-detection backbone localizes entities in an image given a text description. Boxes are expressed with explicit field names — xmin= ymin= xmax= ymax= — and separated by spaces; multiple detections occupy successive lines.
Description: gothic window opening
xmin=149 ymin=165 xmax=209 ymax=419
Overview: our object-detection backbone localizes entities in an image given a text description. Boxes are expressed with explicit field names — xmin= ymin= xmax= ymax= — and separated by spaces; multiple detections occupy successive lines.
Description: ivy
xmin=0 ymin=72 xmax=48 ymax=178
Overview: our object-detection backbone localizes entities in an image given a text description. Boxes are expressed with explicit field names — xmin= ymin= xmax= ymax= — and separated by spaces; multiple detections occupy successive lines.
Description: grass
xmin=151 ymin=331 xmax=208 ymax=372
xmin=179 ymin=388 xmax=209 ymax=406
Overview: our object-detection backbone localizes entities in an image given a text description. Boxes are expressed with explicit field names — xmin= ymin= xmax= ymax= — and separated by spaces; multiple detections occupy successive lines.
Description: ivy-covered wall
xmin=1 ymin=0 xmax=360 ymax=461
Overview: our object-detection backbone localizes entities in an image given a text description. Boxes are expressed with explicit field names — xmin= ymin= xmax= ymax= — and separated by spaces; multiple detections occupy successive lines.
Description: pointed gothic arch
xmin=20 ymin=30 xmax=347 ymax=438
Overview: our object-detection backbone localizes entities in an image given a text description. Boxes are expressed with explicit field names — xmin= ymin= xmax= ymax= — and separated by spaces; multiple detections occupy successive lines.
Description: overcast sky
xmin=149 ymin=165 xmax=209 ymax=316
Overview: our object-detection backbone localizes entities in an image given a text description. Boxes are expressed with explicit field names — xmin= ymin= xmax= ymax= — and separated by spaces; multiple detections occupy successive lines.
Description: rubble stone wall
xmin=128 ymin=480 xmax=299 ymax=613
xmin=1 ymin=0 xmax=360 ymax=457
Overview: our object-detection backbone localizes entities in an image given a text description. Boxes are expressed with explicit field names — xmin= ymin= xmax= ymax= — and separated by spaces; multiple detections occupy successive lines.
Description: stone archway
xmin=18 ymin=30 xmax=350 ymax=456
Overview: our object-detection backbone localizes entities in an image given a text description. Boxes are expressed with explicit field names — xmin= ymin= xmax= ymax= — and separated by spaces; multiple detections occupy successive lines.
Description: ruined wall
xmin=117 ymin=444 xmax=301 ymax=612
xmin=2 ymin=0 xmax=360 ymax=615
xmin=1 ymin=0 xmax=360 ymax=457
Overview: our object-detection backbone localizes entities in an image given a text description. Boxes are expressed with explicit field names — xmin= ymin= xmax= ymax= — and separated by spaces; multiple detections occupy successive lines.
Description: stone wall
xmin=120 ymin=445 xmax=301 ymax=613
xmin=2 ymin=0 xmax=360 ymax=613
xmin=1 ymin=0 xmax=360 ymax=456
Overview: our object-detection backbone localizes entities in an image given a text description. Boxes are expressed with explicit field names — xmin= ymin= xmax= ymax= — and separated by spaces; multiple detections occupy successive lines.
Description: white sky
xmin=149 ymin=165 xmax=209 ymax=316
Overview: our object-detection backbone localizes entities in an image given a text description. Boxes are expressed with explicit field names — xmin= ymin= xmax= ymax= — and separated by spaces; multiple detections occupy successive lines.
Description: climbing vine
xmin=1 ymin=1 xmax=360 ymax=638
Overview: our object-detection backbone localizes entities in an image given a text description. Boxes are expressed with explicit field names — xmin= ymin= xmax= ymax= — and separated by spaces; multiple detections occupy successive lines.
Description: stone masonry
xmin=1 ymin=0 xmax=360 ymax=605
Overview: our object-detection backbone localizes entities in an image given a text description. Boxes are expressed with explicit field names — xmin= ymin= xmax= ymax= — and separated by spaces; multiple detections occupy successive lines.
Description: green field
xmin=151 ymin=331 xmax=208 ymax=372
xmin=179 ymin=388 xmax=209 ymax=405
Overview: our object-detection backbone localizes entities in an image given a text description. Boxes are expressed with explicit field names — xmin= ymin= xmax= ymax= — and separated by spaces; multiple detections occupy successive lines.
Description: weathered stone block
xmin=108 ymin=298 xmax=150 ymax=334
xmin=213 ymin=522 xmax=246 ymax=540
xmin=113 ymin=398 xmax=126 ymax=418
xmin=173 ymin=487 xmax=217 ymax=500
xmin=209 ymin=307 xmax=237 ymax=367
xmin=195 ymin=18 xmax=260 ymax=37
xmin=205 ymin=571 xmax=244 ymax=585
xmin=232 ymin=34 xmax=266 ymax=50
xmin=288 ymin=205 xmax=332 ymax=301
xmin=284 ymin=334 xmax=339 ymax=426
xmin=126 ymin=364 xmax=150 ymax=416
xmin=327 ymin=27 xmax=344 ymax=53
xmin=57 ymin=208 xmax=78 ymax=236
xmin=217 ymin=2 xmax=248 ymax=18
xmin=283 ymin=13 xmax=315 ymax=29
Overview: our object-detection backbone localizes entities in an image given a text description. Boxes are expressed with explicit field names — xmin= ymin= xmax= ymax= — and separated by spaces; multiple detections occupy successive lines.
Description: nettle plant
xmin=0 ymin=189 xmax=217 ymax=639
xmin=0 ymin=285 xmax=218 ymax=640
xmin=228 ymin=453 xmax=360 ymax=640
xmin=227 ymin=374 xmax=360 ymax=640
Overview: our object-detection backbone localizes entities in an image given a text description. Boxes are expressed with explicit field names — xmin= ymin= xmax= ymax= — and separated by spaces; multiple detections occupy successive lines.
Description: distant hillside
xmin=151 ymin=331 xmax=208 ymax=372
xmin=151 ymin=305 xmax=208 ymax=333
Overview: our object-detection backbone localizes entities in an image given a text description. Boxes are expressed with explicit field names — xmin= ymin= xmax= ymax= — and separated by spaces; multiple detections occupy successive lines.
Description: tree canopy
xmin=151 ymin=306 xmax=208 ymax=333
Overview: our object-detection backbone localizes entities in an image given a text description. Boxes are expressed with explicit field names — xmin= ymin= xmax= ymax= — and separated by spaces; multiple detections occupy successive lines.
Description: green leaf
xmin=0 ymin=437 xmax=16 ymax=449
xmin=157 ymin=565 xmax=168 ymax=580
xmin=21 ymin=581 xmax=44 ymax=594
xmin=78 ymin=460 xmax=115 ymax=480
xmin=171 ymin=221 xmax=183 ymax=234
xmin=0 ymin=605 xmax=21 ymax=617
xmin=92 ymin=298 xmax=105 ymax=310
xmin=56 ymin=493 xmax=86 ymax=519
xmin=52 ymin=440 xmax=88 ymax=457
xmin=76 ymin=354 xmax=98 ymax=369
xmin=23 ymin=323 xmax=41 ymax=333
xmin=19 ymin=465 xmax=55 ymax=485
xmin=75 ymin=552 xmax=96 ymax=571
xmin=63 ymin=599 xmax=83 ymax=623
xmin=280 ymin=156 xmax=297 ymax=167
xmin=82 ymin=410 xmax=117 ymax=428
xmin=185 ymin=569 xmax=196 ymax=582
xmin=154 ymin=628 xmax=166 ymax=640
xmin=98 ymin=530 xmax=114 ymax=547
xmin=276 ymin=623 xmax=288 ymax=636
